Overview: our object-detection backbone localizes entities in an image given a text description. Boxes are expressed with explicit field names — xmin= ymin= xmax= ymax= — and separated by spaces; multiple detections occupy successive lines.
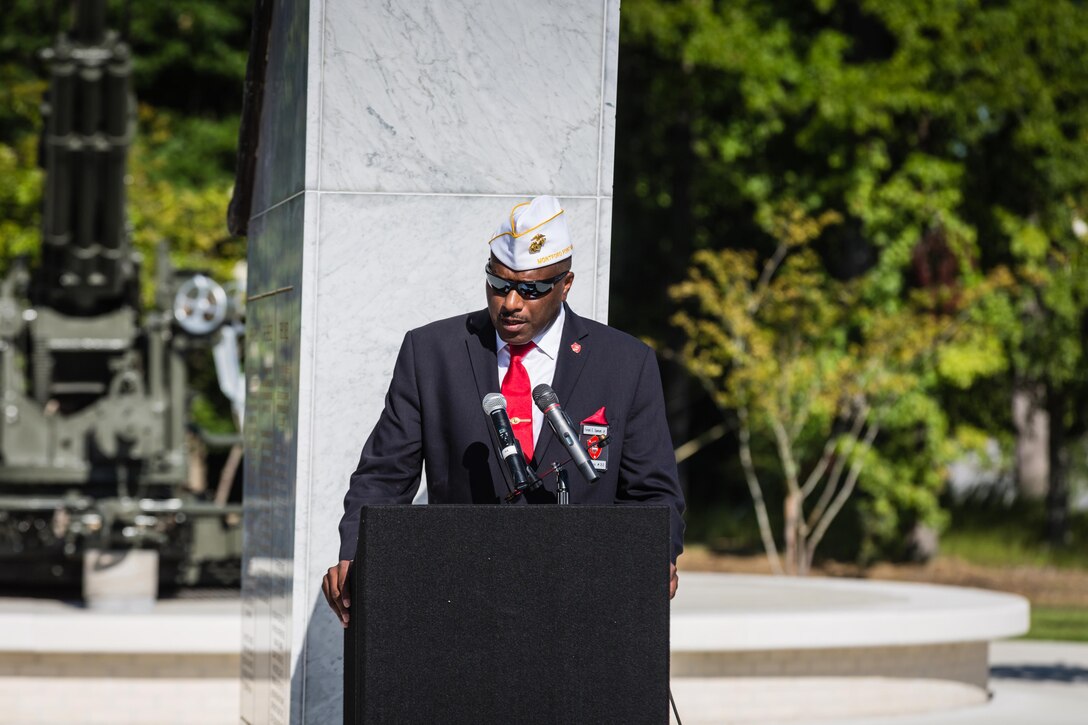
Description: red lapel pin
xmin=571 ymin=342 xmax=582 ymax=353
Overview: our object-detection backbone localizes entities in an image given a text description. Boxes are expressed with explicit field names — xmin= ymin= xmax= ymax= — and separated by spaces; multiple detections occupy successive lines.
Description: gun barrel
xmin=37 ymin=0 xmax=135 ymax=314
xmin=74 ymin=0 xmax=108 ymax=45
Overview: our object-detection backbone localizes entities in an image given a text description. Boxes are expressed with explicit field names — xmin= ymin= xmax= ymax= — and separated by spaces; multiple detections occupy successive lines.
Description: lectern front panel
xmin=345 ymin=505 xmax=670 ymax=724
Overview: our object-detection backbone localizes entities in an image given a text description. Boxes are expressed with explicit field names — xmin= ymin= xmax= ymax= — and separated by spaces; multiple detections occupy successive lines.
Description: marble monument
xmin=240 ymin=1 xmax=620 ymax=722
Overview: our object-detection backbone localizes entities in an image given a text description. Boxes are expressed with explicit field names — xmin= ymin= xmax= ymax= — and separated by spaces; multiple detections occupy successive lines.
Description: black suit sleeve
xmin=615 ymin=346 xmax=686 ymax=562
xmin=338 ymin=330 xmax=424 ymax=561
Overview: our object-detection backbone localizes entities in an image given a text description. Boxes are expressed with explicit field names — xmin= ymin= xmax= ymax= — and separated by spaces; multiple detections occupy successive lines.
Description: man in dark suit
xmin=323 ymin=196 xmax=684 ymax=626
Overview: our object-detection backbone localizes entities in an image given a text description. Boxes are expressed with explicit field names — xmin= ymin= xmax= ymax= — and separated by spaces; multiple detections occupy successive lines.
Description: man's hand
xmin=670 ymin=563 xmax=678 ymax=599
xmin=322 ymin=559 xmax=353 ymax=628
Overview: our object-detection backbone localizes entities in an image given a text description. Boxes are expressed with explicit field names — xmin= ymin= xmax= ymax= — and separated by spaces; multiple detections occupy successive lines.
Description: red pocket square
xmin=581 ymin=406 xmax=608 ymax=426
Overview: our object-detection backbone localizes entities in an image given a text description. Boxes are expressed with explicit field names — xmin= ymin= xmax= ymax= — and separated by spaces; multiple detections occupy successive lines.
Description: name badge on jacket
xmin=580 ymin=406 xmax=609 ymax=472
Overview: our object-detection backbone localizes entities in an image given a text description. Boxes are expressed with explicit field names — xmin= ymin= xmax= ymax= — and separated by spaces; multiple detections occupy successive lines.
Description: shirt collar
xmin=495 ymin=304 xmax=566 ymax=361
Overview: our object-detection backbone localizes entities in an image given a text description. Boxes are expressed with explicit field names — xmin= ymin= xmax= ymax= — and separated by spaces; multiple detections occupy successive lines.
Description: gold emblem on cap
xmin=528 ymin=233 xmax=547 ymax=254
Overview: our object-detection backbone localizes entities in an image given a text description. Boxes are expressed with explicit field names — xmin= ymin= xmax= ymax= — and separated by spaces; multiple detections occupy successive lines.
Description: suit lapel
xmin=465 ymin=309 xmax=500 ymax=401
xmin=533 ymin=304 xmax=590 ymax=470
xmin=465 ymin=310 xmax=519 ymax=497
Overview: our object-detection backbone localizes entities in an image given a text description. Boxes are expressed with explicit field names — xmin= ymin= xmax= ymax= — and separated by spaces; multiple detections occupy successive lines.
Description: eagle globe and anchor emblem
xmin=528 ymin=233 xmax=547 ymax=254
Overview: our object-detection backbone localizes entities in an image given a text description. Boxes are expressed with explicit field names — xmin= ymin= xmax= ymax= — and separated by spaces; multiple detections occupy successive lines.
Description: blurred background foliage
xmin=0 ymin=0 xmax=249 ymax=287
xmin=667 ymin=203 xmax=1010 ymax=573
xmin=613 ymin=0 xmax=1088 ymax=566
xmin=1 ymin=0 xmax=1087 ymax=568
xmin=0 ymin=0 xmax=251 ymax=433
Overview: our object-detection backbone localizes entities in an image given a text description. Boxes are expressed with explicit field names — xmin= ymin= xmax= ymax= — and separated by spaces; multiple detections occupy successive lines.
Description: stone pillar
xmin=240 ymin=1 xmax=620 ymax=722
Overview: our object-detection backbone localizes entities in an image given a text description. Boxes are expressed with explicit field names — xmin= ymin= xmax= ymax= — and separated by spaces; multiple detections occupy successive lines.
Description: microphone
xmin=482 ymin=393 xmax=534 ymax=489
xmin=532 ymin=384 xmax=600 ymax=485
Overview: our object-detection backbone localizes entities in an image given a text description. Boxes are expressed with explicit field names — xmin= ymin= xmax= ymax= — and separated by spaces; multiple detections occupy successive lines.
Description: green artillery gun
xmin=0 ymin=1 xmax=244 ymax=597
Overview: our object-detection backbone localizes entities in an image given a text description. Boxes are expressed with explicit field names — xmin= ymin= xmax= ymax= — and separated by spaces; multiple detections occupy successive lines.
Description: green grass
xmin=1022 ymin=606 xmax=1088 ymax=642
xmin=940 ymin=529 xmax=1088 ymax=570
xmin=939 ymin=503 xmax=1088 ymax=571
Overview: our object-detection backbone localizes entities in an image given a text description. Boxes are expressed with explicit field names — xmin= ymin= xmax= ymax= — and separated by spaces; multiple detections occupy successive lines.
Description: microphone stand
xmin=556 ymin=467 xmax=570 ymax=505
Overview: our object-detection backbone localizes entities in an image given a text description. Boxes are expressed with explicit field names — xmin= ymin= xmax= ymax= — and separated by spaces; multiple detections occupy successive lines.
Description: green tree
xmin=999 ymin=212 xmax=1088 ymax=543
xmin=669 ymin=204 xmax=1007 ymax=573
xmin=0 ymin=1 xmax=250 ymax=279
xmin=617 ymin=0 xmax=1088 ymax=555
xmin=0 ymin=71 xmax=44 ymax=264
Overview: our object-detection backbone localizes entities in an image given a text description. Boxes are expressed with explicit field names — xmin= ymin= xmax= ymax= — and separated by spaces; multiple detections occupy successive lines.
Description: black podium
xmin=344 ymin=505 xmax=670 ymax=724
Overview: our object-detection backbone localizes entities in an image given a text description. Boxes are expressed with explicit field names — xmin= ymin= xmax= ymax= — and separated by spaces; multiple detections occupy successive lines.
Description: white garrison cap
xmin=488 ymin=195 xmax=572 ymax=271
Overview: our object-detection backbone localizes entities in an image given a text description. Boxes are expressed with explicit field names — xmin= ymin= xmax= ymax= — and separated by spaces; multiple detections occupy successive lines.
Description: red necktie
xmin=501 ymin=342 xmax=536 ymax=461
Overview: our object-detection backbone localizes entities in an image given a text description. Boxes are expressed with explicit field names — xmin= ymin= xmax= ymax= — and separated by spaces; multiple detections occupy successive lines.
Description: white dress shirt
xmin=495 ymin=304 xmax=565 ymax=453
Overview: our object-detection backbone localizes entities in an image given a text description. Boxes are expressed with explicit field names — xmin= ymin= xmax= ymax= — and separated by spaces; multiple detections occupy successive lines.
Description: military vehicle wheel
xmin=173 ymin=274 xmax=228 ymax=336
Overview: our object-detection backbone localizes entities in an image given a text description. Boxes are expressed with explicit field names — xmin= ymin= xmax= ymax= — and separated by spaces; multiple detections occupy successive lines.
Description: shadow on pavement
xmin=991 ymin=664 xmax=1088 ymax=683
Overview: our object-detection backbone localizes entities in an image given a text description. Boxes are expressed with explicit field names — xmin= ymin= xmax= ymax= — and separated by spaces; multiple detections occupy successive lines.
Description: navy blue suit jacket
xmin=338 ymin=304 xmax=685 ymax=561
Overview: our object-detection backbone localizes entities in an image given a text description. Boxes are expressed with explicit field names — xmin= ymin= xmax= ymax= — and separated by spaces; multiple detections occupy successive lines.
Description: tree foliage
xmin=618 ymin=0 xmax=1088 ymax=561
xmin=0 ymin=71 xmax=44 ymax=265
xmin=670 ymin=204 xmax=1009 ymax=572
xmin=0 ymin=1 xmax=249 ymax=283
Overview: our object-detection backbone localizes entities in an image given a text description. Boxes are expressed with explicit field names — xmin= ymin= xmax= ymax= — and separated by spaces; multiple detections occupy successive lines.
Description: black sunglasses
xmin=485 ymin=264 xmax=569 ymax=300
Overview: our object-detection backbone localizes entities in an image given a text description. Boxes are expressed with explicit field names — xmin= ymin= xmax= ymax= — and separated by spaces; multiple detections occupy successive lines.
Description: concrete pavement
xmin=668 ymin=640 xmax=1088 ymax=725
xmin=1 ymin=583 xmax=1082 ymax=724
xmin=833 ymin=640 xmax=1088 ymax=725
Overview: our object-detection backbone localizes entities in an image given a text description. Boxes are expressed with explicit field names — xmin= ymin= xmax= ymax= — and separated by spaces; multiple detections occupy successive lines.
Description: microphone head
xmin=532 ymin=383 xmax=558 ymax=411
xmin=482 ymin=392 xmax=507 ymax=415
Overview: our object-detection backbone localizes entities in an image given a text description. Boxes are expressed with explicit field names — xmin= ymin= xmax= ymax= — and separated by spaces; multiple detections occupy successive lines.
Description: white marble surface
xmin=318 ymin=0 xmax=612 ymax=195
xmin=244 ymin=1 xmax=620 ymax=722
xmin=304 ymin=1 xmax=326 ymax=192
xmin=595 ymin=197 xmax=613 ymax=320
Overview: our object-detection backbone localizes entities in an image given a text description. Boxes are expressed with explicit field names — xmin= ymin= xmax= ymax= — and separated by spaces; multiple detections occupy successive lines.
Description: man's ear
xmin=560 ymin=272 xmax=574 ymax=301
